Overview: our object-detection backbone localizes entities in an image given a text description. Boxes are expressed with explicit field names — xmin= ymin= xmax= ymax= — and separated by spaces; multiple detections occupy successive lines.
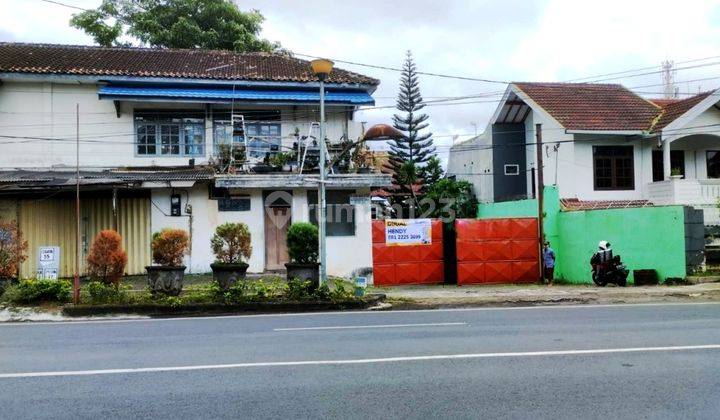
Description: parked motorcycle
xmin=590 ymin=241 xmax=629 ymax=287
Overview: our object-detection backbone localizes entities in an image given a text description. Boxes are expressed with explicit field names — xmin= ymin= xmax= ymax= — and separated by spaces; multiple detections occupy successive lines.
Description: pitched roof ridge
xmin=512 ymin=81 xmax=625 ymax=88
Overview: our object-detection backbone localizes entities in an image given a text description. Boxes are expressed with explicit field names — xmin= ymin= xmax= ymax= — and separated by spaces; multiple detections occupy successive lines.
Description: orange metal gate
xmin=371 ymin=219 xmax=444 ymax=286
xmin=456 ymin=218 xmax=540 ymax=285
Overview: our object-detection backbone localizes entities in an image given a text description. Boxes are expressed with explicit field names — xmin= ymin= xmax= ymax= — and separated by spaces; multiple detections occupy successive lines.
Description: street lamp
xmin=311 ymin=58 xmax=334 ymax=285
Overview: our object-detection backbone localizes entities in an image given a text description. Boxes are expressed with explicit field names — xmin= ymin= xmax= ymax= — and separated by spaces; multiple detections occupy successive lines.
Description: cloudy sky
xmin=2 ymin=0 xmax=720 ymax=162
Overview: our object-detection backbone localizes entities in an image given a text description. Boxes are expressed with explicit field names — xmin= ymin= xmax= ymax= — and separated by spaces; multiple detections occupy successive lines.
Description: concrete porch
xmin=647 ymin=178 xmax=720 ymax=225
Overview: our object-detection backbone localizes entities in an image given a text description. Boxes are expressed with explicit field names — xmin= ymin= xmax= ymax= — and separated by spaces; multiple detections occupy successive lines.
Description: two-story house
xmin=448 ymin=82 xmax=720 ymax=226
xmin=0 ymin=42 xmax=390 ymax=279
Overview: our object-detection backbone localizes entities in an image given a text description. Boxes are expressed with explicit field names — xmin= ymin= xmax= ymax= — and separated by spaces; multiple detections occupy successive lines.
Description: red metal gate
xmin=456 ymin=218 xmax=540 ymax=285
xmin=371 ymin=219 xmax=444 ymax=286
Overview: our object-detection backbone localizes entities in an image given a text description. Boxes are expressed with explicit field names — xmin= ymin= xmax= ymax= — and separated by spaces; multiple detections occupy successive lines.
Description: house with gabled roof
xmin=0 ymin=42 xmax=390 ymax=279
xmin=448 ymin=82 xmax=720 ymax=226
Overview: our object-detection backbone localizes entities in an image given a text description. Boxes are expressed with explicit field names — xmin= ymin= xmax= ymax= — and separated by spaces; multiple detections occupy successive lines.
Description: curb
xmin=61 ymin=294 xmax=386 ymax=317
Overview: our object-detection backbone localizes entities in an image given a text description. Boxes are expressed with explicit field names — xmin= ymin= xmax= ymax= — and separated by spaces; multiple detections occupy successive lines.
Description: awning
xmin=98 ymin=85 xmax=375 ymax=105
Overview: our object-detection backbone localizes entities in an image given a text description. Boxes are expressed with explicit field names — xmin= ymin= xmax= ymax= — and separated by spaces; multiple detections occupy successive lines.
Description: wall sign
xmin=385 ymin=219 xmax=432 ymax=246
xmin=37 ymin=246 xmax=60 ymax=280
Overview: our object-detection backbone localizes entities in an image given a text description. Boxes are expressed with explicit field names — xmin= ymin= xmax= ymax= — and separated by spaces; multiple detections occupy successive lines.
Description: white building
xmin=0 ymin=43 xmax=390 ymax=278
xmin=448 ymin=82 xmax=720 ymax=225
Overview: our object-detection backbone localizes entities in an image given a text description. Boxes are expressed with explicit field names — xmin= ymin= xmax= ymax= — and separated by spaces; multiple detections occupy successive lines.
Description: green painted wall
xmin=476 ymin=187 xmax=687 ymax=283
xmin=477 ymin=197 xmax=539 ymax=219
xmin=555 ymin=206 xmax=686 ymax=284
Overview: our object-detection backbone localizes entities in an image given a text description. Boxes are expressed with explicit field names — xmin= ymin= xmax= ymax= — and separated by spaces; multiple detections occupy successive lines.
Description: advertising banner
xmin=385 ymin=219 xmax=432 ymax=246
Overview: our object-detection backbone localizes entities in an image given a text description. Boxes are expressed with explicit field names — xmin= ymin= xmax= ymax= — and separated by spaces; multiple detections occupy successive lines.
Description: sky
xmin=2 ymin=0 xmax=720 ymax=164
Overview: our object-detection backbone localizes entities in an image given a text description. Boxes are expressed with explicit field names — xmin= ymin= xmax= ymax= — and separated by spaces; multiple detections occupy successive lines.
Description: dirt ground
xmin=371 ymin=282 xmax=720 ymax=309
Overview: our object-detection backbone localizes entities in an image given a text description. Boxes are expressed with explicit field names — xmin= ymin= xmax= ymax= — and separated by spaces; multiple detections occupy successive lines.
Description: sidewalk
xmin=372 ymin=282 xmax=720 ymax=309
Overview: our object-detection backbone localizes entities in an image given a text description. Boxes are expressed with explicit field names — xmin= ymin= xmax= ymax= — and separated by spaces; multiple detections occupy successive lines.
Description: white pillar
xmin=663 ymin=137 xmax=671 ymax=180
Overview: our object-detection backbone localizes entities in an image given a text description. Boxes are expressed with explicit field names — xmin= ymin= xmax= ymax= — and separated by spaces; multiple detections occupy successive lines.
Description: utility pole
xmin=318 ymin=78 xmax=327 ymax=285
xmin=535 ymin=123 xmax=544 ymax=283
xmin=74 ymin=103 xmax=80 ymax=305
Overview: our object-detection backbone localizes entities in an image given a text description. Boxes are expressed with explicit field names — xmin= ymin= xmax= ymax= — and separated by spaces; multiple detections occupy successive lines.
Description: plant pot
xmin=357 ymin=167 xmax=371 ymax=174
xmin=285 ymin=262 xmax=320 ymax=289
xmin=146 ymin=265 xmax=186 ymax=296
xmin=282 ymin=164 xmax=292 ymax=172
xmin=252 ymin=164 xmax=274 ymax=173
xmin=211 ymin=262 xmax=249 ymax=291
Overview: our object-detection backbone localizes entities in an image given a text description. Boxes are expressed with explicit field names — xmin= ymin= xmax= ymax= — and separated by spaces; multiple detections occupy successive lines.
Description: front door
xmin=263 ymin=191 xmax=292 ymax=271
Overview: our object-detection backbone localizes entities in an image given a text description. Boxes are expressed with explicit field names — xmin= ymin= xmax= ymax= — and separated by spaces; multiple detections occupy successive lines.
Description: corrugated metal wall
xmin=16 ymin=197 xmax=150 ymax=278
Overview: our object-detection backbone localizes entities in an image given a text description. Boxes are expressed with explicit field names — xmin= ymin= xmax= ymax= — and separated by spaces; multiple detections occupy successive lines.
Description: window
xmin=213 ymin=111 xmax=282 ymax=159
xmin=652 ymin=150 xmax=685 ymax=181
xmin=504 ymin=164 xmax=520 ymax=175
xmin=308 ymin=190 xmax=355 ymax=236
xmin=134 ymin=112 xmax=205 ymax=157
xmin=708 ymin=151 xmax=720 ymax=178
xmin=593 ymin=146 xmax=634 ymax=190
xmin=136 ymin=123 xmax=156 ymax=155
xmin=218 ymin=197 xmax=251 ymax=212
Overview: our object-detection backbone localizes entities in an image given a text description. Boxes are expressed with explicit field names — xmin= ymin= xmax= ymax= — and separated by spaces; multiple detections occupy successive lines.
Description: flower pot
xmin=285 ymin=262 xmax=320 ymax=289
xmin=146 ymin=265 xmax=186 ymax=296
xmin=211 ymin=262 xmax=249 ymax=291
xmin=357 ymin=167 xmax=371 ymax=174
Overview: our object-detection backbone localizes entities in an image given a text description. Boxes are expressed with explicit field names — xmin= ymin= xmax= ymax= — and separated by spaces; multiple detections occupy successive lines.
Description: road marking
xmin=2 ymin=344 xmax=719 ymax=379
xmin=1 ymin=301 xmax=719 ymax=326
xmin=273 ymin=322 xmax=468 ymax=331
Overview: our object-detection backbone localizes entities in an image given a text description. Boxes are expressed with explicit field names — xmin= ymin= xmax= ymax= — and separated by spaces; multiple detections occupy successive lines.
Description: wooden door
xmin=264 ymin=206 xmax=290 ymax=270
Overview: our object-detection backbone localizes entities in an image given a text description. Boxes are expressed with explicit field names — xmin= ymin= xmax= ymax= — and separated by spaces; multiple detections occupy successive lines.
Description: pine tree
xmin=421 ymin=155 xmax=444 ymax=188
xmin=387 ymin=51 xmax=436 ymax=197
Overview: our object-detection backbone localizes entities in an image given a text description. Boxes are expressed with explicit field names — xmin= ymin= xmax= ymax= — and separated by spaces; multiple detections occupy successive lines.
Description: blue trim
xmin=99 ymin=85 xmax=375 ymax=105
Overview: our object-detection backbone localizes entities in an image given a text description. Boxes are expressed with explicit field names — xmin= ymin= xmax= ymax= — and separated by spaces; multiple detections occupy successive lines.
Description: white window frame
xmin=504 ymin=164 xmax=520 ymax=176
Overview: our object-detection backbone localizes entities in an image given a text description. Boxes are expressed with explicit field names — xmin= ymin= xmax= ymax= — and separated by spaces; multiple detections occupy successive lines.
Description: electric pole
xmin=535 ymin=123 xmax=544 ymax=283
xmin=74 ymin=103 xmax=80 ymax=305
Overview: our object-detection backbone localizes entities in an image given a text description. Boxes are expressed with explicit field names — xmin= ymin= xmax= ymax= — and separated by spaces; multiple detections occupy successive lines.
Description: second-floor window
xmin=213 ymin=111 xmax=282 ymax=159
xmin=135 ymin=112 xmax=205 ymax=157
xmin=593 ymin=146 xmax=634 ymax=190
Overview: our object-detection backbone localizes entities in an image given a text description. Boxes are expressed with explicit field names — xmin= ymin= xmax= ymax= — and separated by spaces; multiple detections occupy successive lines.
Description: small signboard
xmin=37 ymin=246 xmax=60 ymax=280
xmin=385 ymin=219 xmax=432 ymax=246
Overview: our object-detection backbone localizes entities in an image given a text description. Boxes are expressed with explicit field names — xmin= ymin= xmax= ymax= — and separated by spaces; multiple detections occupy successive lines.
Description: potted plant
xmin=210 ymin=222 xmax=252 ymax=290
xmin=670 ymin=167 xmax=683 ymax=179
xmin=86 ymin=230 xmax=127 ymax=289
xmin=285 ymin=222 xmax=320 ymax=288
xmin=146 ymin=228 xmax=189 ymax=296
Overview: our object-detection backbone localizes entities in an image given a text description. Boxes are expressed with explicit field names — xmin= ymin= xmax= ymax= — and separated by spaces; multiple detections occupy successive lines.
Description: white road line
xmin=273 ymin=322 xmax=468 ymax=331
xmin=1 ymin=301 xmax=719 ymax=326
xmin=1 ymin=344 xmax=719 ymax=379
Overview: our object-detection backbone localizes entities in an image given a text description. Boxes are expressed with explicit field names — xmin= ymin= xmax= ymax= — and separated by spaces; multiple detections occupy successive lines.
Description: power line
xmin=36 ymin=0 xmax=87 ymax=11
xmin=293 ymin=52 xmax=509 ymax=84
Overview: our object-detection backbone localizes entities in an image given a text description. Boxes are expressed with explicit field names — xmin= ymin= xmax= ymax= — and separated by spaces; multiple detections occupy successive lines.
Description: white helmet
xmin=598 ymin=240 xmax=610 ymax=251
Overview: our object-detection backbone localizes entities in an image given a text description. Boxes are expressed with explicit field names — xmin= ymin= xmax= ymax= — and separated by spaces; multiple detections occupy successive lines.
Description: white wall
xmin=0 ymin=81 xmax=362 ymax=170
xmin=446 ymin=130 xmax=492 ymax=202
xmin=149 ymin=184 xmax=372 ymax=277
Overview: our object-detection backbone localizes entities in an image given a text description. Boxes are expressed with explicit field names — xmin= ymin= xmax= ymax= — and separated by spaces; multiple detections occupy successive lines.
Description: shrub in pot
xmin=210 ymin=222 xmax=252 ymax=290
xmin=86 ymin=230 xmax=128 ymax=288
xmin=285 ymin=222 xmax=320 ymax=288
xmin=146 ymin=228 xmax=189 ymax=296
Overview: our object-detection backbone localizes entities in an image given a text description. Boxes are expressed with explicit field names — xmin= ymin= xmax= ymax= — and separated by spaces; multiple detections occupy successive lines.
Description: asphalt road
xmin=1 ymin=303 xmax=720 ymax=419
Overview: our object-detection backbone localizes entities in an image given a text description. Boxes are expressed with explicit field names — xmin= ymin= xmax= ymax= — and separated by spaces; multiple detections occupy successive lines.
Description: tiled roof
xmin=513 ymin=82 xmax=660 ymax=131
xmin=560 ymin=198 xmax=654 ymax=211
xmin=0 ymin=42 xmax=379 ymax=85
xmin=0 ymin=168 xmax=214 ymax=186
xmin=651 ymin=91 xmax=714 ymax=131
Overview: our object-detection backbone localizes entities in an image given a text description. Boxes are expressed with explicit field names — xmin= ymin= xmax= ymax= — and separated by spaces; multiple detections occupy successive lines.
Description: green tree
xmin=387 ymin=50 xmax=435 ymax=198
xmin=422 ymin=178 xmax=478 ymax=220
xmin=421 ymin=155 xmax=444 ymax=188
xmin=71 ymin=0 xmax=278 ymax=52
